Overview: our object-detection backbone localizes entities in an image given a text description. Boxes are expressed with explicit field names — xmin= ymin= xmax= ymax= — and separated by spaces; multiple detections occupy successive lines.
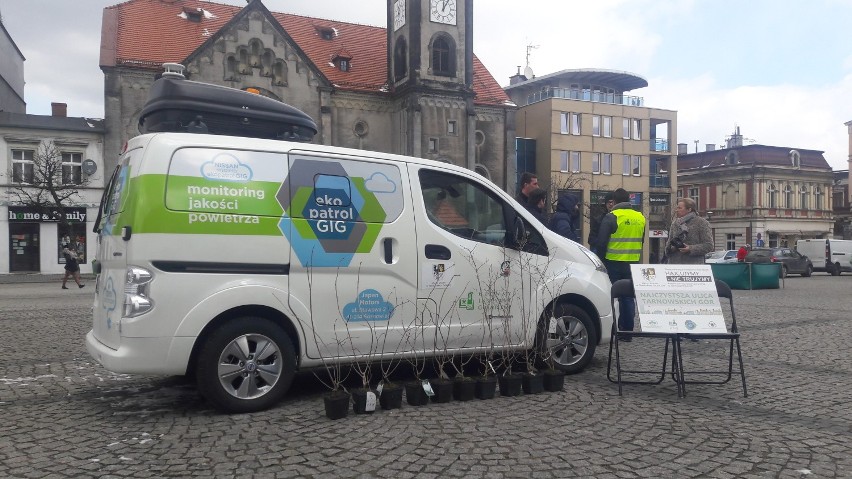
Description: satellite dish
xmin=523 ymin=66 xmax=534 ymax=78
xmin=82 ymin=159 xmax=97 ymax=176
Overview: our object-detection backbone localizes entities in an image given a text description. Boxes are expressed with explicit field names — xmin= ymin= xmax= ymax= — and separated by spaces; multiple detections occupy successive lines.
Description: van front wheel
xmin=538 ymin=304 xmax=597 ymax=374
xmin=196 ymin=317 xmax=296 ymax=413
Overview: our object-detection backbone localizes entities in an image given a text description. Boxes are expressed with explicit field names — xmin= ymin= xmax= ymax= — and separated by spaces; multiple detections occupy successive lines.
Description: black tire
xmin=802 ymin=265 xmax=812 ymax=277
xmin=537 ymin=304 xmax=597 ymax=374
xmin=831 ymin=263 xmax=841 ymax=276
xmin=780 ymin=265 xmax=788 ymax=278
xmin=196 ymin=317 xmax=296 ymax=413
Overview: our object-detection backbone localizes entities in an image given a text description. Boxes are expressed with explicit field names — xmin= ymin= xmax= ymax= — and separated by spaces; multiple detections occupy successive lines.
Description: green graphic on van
xmin=277 ymin=158 xmax=399 ymax=267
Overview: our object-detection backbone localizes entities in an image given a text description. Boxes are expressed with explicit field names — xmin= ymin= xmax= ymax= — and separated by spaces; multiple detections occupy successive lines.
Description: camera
xmin=669 ymin=236 xmax=686 ymax=251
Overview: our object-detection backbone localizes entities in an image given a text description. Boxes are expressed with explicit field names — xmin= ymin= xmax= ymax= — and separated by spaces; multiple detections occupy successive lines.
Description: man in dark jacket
xmin=549 ymin=193 xmax=580 ymax=242
xmin=516 ymin=172 xmax=538 ymax=205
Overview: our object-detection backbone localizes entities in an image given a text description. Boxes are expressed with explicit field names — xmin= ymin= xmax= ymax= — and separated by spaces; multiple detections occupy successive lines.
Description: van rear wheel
xmin=831 ymin=263 xmax=841 ymax=276
xmin=538 ymin=304 xmax=597 ymax=374
xmin=196 ymin=317 xmax=296 ymax=413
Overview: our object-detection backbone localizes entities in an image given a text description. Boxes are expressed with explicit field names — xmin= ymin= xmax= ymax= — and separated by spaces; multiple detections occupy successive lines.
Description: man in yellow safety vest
xmin=592 ymin=188 xmax=646 ymax=334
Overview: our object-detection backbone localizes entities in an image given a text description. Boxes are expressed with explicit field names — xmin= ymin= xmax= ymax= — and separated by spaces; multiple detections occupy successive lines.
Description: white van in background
xmin=795 ymin=239 xmax=852 ymax=275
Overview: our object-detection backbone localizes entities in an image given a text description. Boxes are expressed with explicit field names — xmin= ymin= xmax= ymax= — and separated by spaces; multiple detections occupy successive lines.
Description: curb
xmin=0 ymin=274 xmax=96 ymax=284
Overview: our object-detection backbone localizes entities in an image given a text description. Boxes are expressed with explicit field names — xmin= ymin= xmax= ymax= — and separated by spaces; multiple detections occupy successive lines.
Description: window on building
xmin=603 ymin=116 xmax=612 ymax=138
xmin=632 ymin=155 xmax=641 ymax=176
xmin=59 ymin=223 xmax=87 ymax=265
xmin=800 ymin=185 xmax=809 ymax=210
xmin=592 ymin=153 xmax=601 ymax=174
xmin=560 ymin=113 xmax=569 ymax=134
xmin=688 ymin=187 xmax=699 ymax=205
xmin=571 ymin=151 xmax=580 ymax=173
xmin=784 ymin=184 xmax=793 ymax=208
xmin=62 ymin=152 xmax=83 ymax=185
xmin=768 ymin=183 xmax=777 ymax=209
xmin=393 ymin=37 xmax=408 ymax=81
xmin=622 ymin=154 xmax=631 ymax=176
xmin=632 ymin=119 xmax=641 ymax=140
xmin=602 ymin=153 xmax=612 ymax=175
xmin=726 ymin=233 xmax=736 ymax=250
xmin=12 ymin=149 xmax=35 ymax=183
xmin=431 ymin=36 xmax=455 ymax=76
xmin=447 ymin=120 xmax=457 ymax=135
xmin=622 ymin=118 xmax=630 ymax=139
xmin=428 ymin=138 xmax=438 ymax=153
xmin=338 ymin=59 xmax=350 ymax=72
xmin=560 ymin=151 xmax=569 ymax=172
xmin=814 ymin=186 xmax=823 ymax=209
xmin=592 ymin=115 xmax=601 ymax=137
xmin=571 ymin=113 xmax=580 ymax=135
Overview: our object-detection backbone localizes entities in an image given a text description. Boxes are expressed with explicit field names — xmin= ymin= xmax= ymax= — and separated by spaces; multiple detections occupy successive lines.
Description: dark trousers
xmin=605 ymin=260 xmax=636 ymax=331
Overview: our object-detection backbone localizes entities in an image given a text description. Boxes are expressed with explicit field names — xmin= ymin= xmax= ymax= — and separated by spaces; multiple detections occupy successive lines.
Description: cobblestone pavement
xmin=0 ymin=275 xmax=850 ymax=478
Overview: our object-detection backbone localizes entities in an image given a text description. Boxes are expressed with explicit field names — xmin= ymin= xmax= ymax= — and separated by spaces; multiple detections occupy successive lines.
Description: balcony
xmin=525 ymin=87 xmax=644 ymax=107
xmin=649 ymin=174 xmax=670 ymax=188
xmin=650 ymin=138 xmax=669 ymax=152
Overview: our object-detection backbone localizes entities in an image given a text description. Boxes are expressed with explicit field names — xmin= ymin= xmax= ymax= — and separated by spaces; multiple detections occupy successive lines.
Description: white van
xmin=86 ymin=73 xmax=613 ymax=413
xmin=795 ymin=239 xmax=852 ymax=275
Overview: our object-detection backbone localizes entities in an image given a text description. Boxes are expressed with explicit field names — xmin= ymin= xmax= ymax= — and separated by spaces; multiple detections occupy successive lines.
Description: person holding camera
xmin=665 ymin=197 xmax=714 ymax=265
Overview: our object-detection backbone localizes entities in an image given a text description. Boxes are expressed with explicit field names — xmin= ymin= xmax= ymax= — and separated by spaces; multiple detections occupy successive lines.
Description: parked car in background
xmin=705 ymin=250 xmax=739 ymax=264
xmin=744 ymin=247 xmax=813 ymax=278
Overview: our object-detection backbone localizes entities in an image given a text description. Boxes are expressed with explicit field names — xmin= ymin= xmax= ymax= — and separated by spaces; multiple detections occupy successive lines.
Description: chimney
xmin=509 ymin=66 xmax=527 ymax=86
xmin=677 ymin=143 xmax=688 ymax=155
xmin=705 ymin=143 xmax=715 ymax=152
xmin=51 ymin=103 xmax=67 ymax=117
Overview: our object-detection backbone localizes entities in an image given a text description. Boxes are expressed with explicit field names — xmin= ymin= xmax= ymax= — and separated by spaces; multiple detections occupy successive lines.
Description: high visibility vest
xmin=605 ymin=208 xmax=646 ymax=262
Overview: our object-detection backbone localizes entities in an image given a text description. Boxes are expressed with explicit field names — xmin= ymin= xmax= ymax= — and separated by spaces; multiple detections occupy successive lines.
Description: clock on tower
xmin=430 ymin=0 xmax=457 ymax=25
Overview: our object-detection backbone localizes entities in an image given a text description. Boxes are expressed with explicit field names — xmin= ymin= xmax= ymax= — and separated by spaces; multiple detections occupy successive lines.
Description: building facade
xmin=677 ymin=132 xmax=834 ymax=250
xmin=0 ymin=107 xmax=105 ymax=274
xmin=0 ymin=21 xmax=26 ymax=114
xmin=100 ymin=0 xmax=515 ymax=189
xmin=503 ymin=69 xmax=678 ymax=262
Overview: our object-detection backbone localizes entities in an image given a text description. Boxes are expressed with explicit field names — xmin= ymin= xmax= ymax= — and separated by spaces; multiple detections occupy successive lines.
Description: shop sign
xmin=649 ymin=193 xmax=670 ymax=205
xmin=8 ymin=207 xmax=87 ymax=223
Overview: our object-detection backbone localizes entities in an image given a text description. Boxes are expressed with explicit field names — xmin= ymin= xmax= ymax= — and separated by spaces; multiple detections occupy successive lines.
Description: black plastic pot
xmin=351 ymin=388 xmax=377 ymax=414
xmin=430 ymin=378 xmax=454 ymax=403
xmin=323 ymin=391 xmax=351 ymax=420
xmin=404 ymin=380 xmax=429 ymax=406
xmin=475 ymin=376 xmax=497 ymax=400
xmin=521 ymin=372 xmax=545 ymax=394
xmin=543 ymin=369 xmax=566 ymax=392
xmin=379 ymin=383 xmax=403 ymax=410
xmin=498 ymin=373 xmax=522 ymax=397
xmin=453 ymin=377 xmax=476 ymax=401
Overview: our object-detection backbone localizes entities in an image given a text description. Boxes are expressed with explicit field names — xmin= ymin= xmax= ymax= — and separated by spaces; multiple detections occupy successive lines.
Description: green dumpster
xmin=710 ymin=263 xmax=752 ymax=290
xmin=710 ymin=262 xmax=781 ymax=290
xmin=750 ymin=263 xmax=781 ymax=289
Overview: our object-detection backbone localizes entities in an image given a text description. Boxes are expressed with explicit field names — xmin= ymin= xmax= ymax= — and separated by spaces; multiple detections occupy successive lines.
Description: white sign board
xmin=630 ymin=264 xmax=727 ymax=334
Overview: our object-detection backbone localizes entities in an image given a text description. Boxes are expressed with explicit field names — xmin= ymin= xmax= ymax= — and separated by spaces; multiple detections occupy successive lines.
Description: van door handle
xmin=383 ymin=238 xmax=393 ymax=264
xmin=425 ymin=244 xmax=451 ymax=260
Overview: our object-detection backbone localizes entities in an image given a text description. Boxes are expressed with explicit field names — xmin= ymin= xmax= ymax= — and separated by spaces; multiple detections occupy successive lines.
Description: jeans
xmin=605 ymin=260 xmax=636 ymax=331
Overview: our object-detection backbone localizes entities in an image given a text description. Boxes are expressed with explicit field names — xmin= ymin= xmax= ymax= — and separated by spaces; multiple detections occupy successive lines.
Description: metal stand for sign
xmin=606 ymin=279 xmax=684 ymax=397
xmin=676 ymin=279 xmax=748 ymax=397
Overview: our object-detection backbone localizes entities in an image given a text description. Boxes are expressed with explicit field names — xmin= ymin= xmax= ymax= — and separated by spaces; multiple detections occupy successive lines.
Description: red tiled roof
xmin=102 ymin=0 xmax=510 ymax=106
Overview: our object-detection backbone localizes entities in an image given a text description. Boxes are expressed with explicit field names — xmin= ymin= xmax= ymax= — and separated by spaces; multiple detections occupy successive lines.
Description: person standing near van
xmin=61 ymin=247 xmax=85 ymax=289
xmin=588 ymin=192 xmax=615 ymax=255
xmin=516 ymin=172 xmax=538 ymax=205
xmin=665 ymin=197 xmax=714 ymax=265
xmin=549 ymin=192 xmax=580 ymax=243
xmin=526 ymin=187 xmax=548 ymax=224
xmin=594 ymin=188 xmax=645 ymax=333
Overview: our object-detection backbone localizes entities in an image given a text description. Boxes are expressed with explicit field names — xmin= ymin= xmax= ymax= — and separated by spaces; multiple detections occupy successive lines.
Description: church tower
xmin=387 ymin=0 xmax=475 ymax=166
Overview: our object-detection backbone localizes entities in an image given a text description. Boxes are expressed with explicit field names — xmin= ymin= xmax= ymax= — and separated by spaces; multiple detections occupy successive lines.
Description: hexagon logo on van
xmin=277 ymin=158 xmax=386 ymax=267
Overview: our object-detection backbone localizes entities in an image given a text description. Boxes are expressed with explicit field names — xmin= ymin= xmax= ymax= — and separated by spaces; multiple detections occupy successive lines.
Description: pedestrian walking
xmin=61 ymin=247 xmax=85 ymax=289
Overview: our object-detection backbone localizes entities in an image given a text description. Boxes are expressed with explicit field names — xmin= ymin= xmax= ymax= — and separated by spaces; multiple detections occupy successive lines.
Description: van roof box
xmin=138 ymin=70 xmax=317 ymax=142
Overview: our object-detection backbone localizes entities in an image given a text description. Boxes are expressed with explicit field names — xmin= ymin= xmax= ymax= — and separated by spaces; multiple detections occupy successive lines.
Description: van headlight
xmin=124 ymin=266 xmax=154 ymax=317
xmin=577 ymin=244 xmax=607 ymax=273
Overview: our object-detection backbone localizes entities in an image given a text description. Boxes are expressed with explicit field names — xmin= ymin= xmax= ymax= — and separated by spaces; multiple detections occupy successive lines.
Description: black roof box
xmin=138 ymin=72 xmax=317 ymax=142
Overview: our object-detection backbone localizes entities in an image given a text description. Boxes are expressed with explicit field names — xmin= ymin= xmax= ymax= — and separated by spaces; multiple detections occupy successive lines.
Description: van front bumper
xmin=85 ymin=330 xmax=193 ymax=375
